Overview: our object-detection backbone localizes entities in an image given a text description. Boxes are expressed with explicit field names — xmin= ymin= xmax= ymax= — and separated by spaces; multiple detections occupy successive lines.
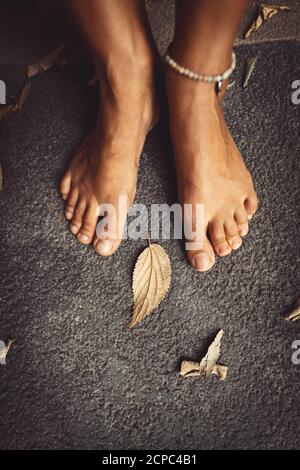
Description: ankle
xmin=166 ymin=67 xmax=218 ymax=110
xmin=169 ymin=42 xmax=232 ymax=77
xmin=95 ymin=47 xmax=156 ymax=93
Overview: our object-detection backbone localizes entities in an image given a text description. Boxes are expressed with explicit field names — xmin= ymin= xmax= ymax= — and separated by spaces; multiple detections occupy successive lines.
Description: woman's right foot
xmin=60 ymin=54 xmax=158 ymax=255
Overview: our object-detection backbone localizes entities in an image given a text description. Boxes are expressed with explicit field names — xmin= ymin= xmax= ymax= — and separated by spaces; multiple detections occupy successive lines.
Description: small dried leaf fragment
xmin=243 ymin=56 xmax=259 ymax=88
xmin=0 ymin=104 xmax=15 ymax=123
xmin=28 ymin=44 xmax=65 ymax=78
xmin=0 ymin=339 xmax=12 ymax=364
xmin=130 ymin=243 xmax=171 ymax=328
xmin=285 ymin=298 xmax=300 ymax=322
xmin=18 ymin=81 xmax=32 ymax=112
xmin=227 ymin=81 xmax=236 ymax=89
xmin=212 ymin=364 xmax=228 ymax=381
xmin=88 ymin=74 xmax=98 ymax=86
xmin=27 ymin=62 xmax=42 ymax=79
xmin=0 ymin=164 xmax=3 ymax=192
xmin=244 ymin=4 xmax=290 ymax=39
xmin=0 ymin=81 xmax=31 ymax=122
xmin=180 ymin=330 xmax=227 ymax=381
xmin=199 ymin=329 xmax=224 ymax=376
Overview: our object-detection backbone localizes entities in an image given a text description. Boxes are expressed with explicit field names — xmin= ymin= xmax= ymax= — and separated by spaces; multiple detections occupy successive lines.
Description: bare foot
xmin=60 ymin=56 xmax=158 ymax=255
xmin=166 ymin=71 xmax=259 ymax=272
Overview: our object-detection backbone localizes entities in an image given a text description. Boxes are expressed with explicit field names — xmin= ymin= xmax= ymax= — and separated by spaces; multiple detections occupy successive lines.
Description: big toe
xmin=244 ymin=193 xmax=259 ymax=217
xmin=93 ymin=198 xmax=128 ymax=257
xmin=186 ymin=236 xmax=216 ymax=272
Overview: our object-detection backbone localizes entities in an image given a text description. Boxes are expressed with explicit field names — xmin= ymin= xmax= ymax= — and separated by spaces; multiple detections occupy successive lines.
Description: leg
xmin=166 ymin=0 xmax=259 ymax=272
xmin=60 ymin=0 xmax=159 ymax=254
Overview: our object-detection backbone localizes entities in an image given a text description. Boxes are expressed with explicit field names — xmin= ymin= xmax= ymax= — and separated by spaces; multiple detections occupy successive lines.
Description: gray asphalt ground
xmin=0 ymin=0 xmax=299 ymax=450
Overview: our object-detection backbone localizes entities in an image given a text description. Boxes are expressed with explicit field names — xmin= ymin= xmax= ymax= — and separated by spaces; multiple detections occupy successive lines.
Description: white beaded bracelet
xmin=165 ymin=49 xmax=236 ymax=94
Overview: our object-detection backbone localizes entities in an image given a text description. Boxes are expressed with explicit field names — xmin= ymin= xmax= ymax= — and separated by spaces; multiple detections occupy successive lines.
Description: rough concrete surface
xmin=0 ymin=2 xmax=300 ymax=451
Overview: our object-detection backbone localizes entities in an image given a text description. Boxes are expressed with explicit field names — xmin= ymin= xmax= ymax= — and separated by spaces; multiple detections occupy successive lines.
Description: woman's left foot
xmin=166 ymin=70 xmax=259 ymax=272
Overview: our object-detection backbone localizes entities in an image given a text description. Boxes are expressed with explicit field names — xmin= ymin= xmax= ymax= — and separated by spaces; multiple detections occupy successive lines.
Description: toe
xmin=186 ymin=233 xmax=216 ymax=272
xmin=77 ymin=204 xmax=98 ymax=244
xmin=65 ymin=186 xmax=79 ymax=220
xmin=224 ymin=219 xmax=243 ymax=250
xmin=244 ymin=194 xmax=259 ymax=216
xmin=70 ymin=198 xmax=86 ymax=235
xmin=94 ymin=237 xmax=118 ymax=256
xmin=60 ymin=170 xmax=72 ymax=201
xmin=238 ymin=221 xmax=249 ymax=237
xmin=208 ymin=219 xmax=231 ymax=257
xmin=234 ymin=208 xmax=249 ymax=237
xmin=93 ymin=200 xmax=127 ymax=256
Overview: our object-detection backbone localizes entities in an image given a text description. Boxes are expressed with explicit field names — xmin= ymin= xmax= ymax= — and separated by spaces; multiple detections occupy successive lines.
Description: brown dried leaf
xmin=129 ymin=243 xmax=171 ymax=328
xmin=0 ymin=104 xmax=15 ymax=123
xmin=28 ymin=62 xmax=42 ymax=79
xmin=243 ymin=55 xmax=259 ymax=88
xmin=199 ymin=329 xmax=224 ymax=376
xmin=18 ymin=81 xmax=32 ymax=112
xmin=244 ymin=4 xmax=290 ymax=39
xmin=180 ymin=330 xmax=227 ymax=381
xmin=27 ymin=44 xmax=65 ymax=78
xmin=0 ymin=339 xmax=12 ymax=363
xmin=285 ymin=298 xmax=300 ymax=322
xmin=212 ymin=364 xmax=228 ymax=381
xmin=88 ymin=74 xmax=98 ymax=86
xmin=0 ymin=82 xmax=30 ymax=122
xmin=39 ymin=44 xmax=65 ymax=70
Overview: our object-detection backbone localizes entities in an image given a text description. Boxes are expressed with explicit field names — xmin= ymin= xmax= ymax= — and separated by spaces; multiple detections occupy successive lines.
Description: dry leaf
xmin=18 ymin=81 xmax=32 ymax=112
xmin=39 ymin=44 xmax=65 ymax=70
xmin=0 ymin=81 xmax=31 ymax=122
xmin=244 ymin=4 xmax=290 ymax=39
xmin=88 ymin=74 xmax=98 ymax=86
xmin=285 ymin=298 xmax=300 ymax=322
xmin=28 ymin=44 xmax=65 ymax=78
xmin=243 ymin=56 xmax=259 ymax=88
xmin=27 ymin=62 xmax=42 ymax=79
xmin=0 ymin=104 xmax=15 ymax=123
xmin=180 ymin=330 xmax=227 ymax=381
xmin=0 ymin=339 xmax=12 ymax=364
xmin=212 ymin=364 xmax=228 ymax=381
xmin=227 ymin=81 xmax=236 ymax=89
xmin=129 ymin=242 xmax=171 ymax=328
xmin=0 ymin=164 xmax=3 ymax=192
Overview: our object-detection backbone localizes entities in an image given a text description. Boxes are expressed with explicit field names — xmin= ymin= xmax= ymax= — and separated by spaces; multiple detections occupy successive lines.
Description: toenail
xmin=96 ymin=239 xmax=114 ymax=255
xmin=70 ymin=224 xmax=78 ymax=234
xmin=231 ymin=238 xmax=242 ymax=250
xmin=78 ymin=233 xmax=89 ymax=243
xmin=248 ymin=214 xmax=253 ymax=220
xmin=193 ymin=253 xmax=213 ymax=271
xmin=65 ymin=210 xmax=73 ymax=220
xmin=239 ymin=228 xmax=248 ymax=237
xmin=219 ymin=245 xmax=230 ymax=255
